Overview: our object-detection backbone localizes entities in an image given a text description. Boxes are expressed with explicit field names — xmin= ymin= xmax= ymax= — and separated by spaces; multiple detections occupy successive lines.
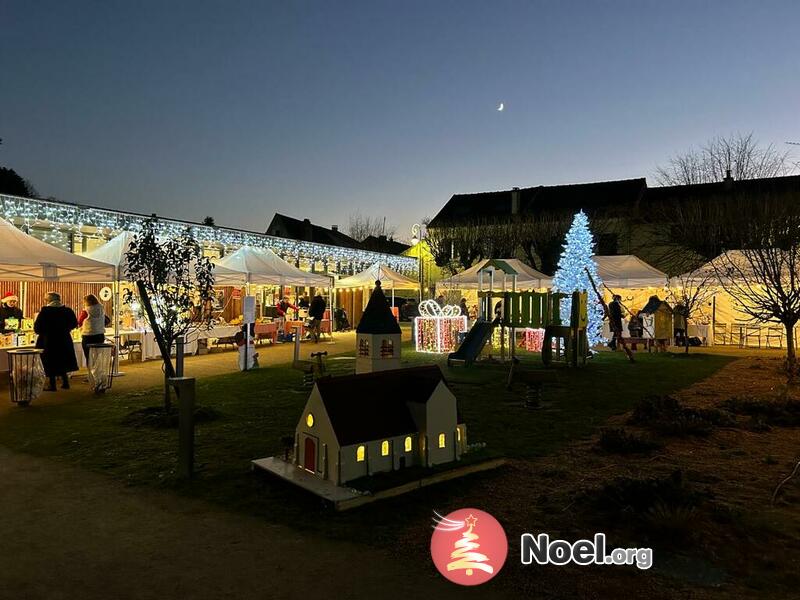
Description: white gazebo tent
xmin=672 ymin=250 xmax=779 ymax=346
xmin=592 ymin=255 xmax=668 ymax=289
xmin=0 ymin=218 xmax=114 ymax=282
xmin=215 ymin=246 xmax=332 ymax=288
xmin=335 ymin=262 xmax=419 ymax=304
xmin=439 ymin=258 xmax=552 ymax=291
xmin=85 ymin=232 xmax=246 ymax=373
xmin=216 ymin=246 xmax=333 ymax=335
xmin=0 ymin=218 xmax=115 ymax=374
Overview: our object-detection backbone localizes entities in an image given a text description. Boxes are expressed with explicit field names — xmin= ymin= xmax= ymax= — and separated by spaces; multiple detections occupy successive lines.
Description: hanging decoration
xmin=0 ymin=193 xmax=418 ymax=275
xmin=414 ymin=301 xmax=468 ymax=353
xmin=552 ymin=211 xmax=605 ymax=347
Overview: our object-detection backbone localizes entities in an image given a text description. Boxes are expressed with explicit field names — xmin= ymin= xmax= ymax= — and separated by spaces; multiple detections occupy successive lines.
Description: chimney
xmin=331 ymin=225 xmax=338 ymax=232
xmin=302 ymin=218 xmax=313 ymax=241
xmin=724 ymin=169 xmax=734 ymax=190
xmin=379 ymin=234 xmax=387 ymax=242
xmin=511 ymin=187 xmax=521 ymax=215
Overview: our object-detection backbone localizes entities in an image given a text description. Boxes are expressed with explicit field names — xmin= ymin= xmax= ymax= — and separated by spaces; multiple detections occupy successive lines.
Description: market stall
xmin=0 ymin=218 xmax=115 ymax=372
xmin=85 ymin=232 xmax=246 ymax=368
xmin=335 ymin=262 xmax=419 ymax=324
xmin=672 ymin=251 xmax=787 ymax=348
xmin=216 ymin=246 xmax=333 ymax=337
xmin=593 ymin=255 xmax=675 ymax=343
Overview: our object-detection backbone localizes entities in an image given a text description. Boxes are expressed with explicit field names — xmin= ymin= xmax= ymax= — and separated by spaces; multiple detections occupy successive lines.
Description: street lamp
xmin=411 ymin=223 xmax=423 ymax=301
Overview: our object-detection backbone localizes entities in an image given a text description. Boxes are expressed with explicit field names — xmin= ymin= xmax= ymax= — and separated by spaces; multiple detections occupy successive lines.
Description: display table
xmin=285 ymin=320 xmax=332 ymax=339
xmin=0 ymin=341 xmax=85 ymax=373
xmin=255 ymin=322 xmax=278 ymax=344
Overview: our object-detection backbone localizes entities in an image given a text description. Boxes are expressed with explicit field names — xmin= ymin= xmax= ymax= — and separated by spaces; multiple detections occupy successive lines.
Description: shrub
xmin=597 ymin=428 xmax=662 ymax=455
xmin=629 ymin=395 xmax=732 ymax=437
xmin=723 ymin=396 xmax=800 ymax=427
xmin=591 ymin=470 xmax=703 ymax=515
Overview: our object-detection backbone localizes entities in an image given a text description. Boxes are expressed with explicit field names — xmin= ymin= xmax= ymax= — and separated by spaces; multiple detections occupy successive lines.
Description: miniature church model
xmin=292 ymin=365 xmax=467 ymax=485
xmin=355 ymin=280 xmax=402 ymax=374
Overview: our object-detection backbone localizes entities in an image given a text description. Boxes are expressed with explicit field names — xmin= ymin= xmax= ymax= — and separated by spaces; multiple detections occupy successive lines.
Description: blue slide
xmin=447 ymin=320 xmax=496 ymax=367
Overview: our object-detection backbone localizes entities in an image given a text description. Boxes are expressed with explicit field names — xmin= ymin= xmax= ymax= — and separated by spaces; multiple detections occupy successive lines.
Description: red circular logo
xmin=430 ymin=508 xmax=508 ymax=586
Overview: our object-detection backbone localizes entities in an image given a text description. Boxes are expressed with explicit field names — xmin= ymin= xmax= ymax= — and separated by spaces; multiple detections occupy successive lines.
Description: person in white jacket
xmin=77 ymin=294 xmax=107 ymax=364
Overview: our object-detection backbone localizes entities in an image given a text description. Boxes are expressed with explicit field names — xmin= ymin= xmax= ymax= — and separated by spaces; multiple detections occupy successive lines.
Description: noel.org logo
xmin=430 ymin=508 xmax=508 ymax=586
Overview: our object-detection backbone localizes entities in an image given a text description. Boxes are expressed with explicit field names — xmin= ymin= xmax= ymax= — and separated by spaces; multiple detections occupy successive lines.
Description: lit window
xmin=356 ymin=445 xmax=365 ymax=462
xmin=456 ymin=428 xmax=461 ymax=441
xmin=306 ymin=413 xmax=314 ymax=428
xmin=404 ymin=436 xmax=412 ymax=452
xmin=358 ymin=338 xmax=369 ymax=357
xmin=381 ymin=440 xmax=389 ymax=456
xmin=438 ymin=433 xmax=446 ymax=448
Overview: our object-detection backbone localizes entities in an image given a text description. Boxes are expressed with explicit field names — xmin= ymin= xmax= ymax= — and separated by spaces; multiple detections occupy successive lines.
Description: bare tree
xmin=347 ymin=212 xmax=396 ymax=241
xmin=655 ymin=132 xmax=794 ymax=186
xmin=664 ymin=256 xmax=717 ymax=353
xmin=658 ymin=189 xmax=800 ymax=372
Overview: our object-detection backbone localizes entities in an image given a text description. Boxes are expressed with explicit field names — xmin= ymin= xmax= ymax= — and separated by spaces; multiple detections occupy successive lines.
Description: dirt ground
xmin=462 ymin=355 xmax=800 ymax=599
xmin=0 ymin=445 xmax=506 ymax=600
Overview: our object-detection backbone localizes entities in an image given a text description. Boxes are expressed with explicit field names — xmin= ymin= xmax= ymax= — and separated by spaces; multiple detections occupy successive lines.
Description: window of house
xmin=380 ymin=339 xmax=394 ymax=357
xmin=306 ymin=413 xmax=314 ymax=428
xmin=438 ymin=433 xmax=446 ymax=448
xmin=381 ymin=440 xmax=389 ymax=456
xmin=358 ymin=338 xmax=369 ymax=357
xmin=356 ymin=445 xmax=365 ymax=462
xmin=456 ymin=428 xmax=461 ymax=442
xmin=404 ymin=436 xmax=412 ymax=452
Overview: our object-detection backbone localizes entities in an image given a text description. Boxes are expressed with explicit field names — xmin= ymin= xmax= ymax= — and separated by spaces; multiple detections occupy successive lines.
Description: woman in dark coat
xmin=34 ymin=292 xmax=79 ymax=391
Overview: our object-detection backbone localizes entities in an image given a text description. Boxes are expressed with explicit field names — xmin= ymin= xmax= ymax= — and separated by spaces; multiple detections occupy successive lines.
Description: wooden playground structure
xmin=447 ymin=260 xmax=589 ymax=368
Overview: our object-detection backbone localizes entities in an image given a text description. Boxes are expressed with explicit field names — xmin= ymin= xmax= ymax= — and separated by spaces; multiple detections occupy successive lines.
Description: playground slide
xmin=447 ymin=320 xmax=496 ymax=366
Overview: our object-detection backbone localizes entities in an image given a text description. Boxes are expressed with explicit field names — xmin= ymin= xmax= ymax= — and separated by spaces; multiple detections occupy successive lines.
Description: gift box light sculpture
xmin=414 ymin=300 xmax=468 ymax=353
xmin=522 ymin=328 xmax=545 ymax=352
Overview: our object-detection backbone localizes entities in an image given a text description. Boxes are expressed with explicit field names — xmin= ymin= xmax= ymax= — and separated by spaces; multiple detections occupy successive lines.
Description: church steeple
xmin=355 ymin=281 xmax=402 ymax=374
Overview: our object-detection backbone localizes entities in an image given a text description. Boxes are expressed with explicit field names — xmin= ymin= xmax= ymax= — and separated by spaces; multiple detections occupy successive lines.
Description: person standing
xmin=0 ymin=291 xmax=23 ymax=332
xmin=34 ymin=292 xmax=79 ymax=391
xmin=77 ymin=294 xmax=107 ymax=363
xmin=459 ymin=298 xmax=469 ymax=319
xmin=308 ymin=292 xmax=327 ymax=343
xmin=607 ymin=294 xmax=624 ymax=351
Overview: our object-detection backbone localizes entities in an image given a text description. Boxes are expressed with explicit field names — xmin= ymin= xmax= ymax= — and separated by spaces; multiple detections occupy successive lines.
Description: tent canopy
xmin=215 ymin=246 xmax=331 ymax=287
xmin=593 ymin=255 xmax=668 ymax=289
xmin=86 ymin=231 xmax=244 ymax=285
xmin=0 ymin=218 xmax=114 ymax=282
xmin=440 ymin=258 xmax=552 ymax=290
xmin=335 ymin=262 xmax=419 ymax=289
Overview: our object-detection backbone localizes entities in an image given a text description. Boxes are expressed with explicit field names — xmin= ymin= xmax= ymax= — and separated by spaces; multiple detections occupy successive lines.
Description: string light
xmin=0 ymin=193 xmax=418 ymax=274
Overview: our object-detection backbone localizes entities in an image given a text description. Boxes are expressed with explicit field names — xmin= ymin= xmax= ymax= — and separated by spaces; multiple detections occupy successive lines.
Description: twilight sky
xmin=1 ymin=1 xmax=798 ymax=240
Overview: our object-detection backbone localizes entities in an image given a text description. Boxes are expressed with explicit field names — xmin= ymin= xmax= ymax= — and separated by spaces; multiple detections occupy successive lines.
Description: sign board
xmin=243 ymin=295 xmax=256 ymax=324
xmin=99 ymin=286 xmax=113 ymax=302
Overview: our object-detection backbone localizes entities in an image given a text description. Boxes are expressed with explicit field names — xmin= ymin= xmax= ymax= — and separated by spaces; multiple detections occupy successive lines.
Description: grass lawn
xmin=0 ymin=342 xmax=732 ymax=549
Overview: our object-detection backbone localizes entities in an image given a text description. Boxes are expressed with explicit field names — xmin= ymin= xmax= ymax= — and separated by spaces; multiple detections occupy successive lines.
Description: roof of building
xmin=315 ymin=365 xmax=449 ymax=446
xmin=428 ymin=178 xmax=647 ymax=227
xmin=266 ymin=213 xmax=363 ymax=249
xmin=646 ymin=173 xmax=800 ymax=202
xmin=356 ymin=281 xmax=402 ymax=334
xmin=360 ymin=235 xmax=411 ymax=255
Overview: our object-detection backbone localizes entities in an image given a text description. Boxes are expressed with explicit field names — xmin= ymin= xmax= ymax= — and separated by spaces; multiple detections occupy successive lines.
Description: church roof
xmin=315 ymin=366 xmax=448 ymax=446
xmin=356 ymin=281 xmax=401 ymax=334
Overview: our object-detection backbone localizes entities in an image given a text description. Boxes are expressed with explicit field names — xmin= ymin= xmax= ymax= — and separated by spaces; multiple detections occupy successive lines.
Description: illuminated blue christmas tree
xmin=552 ymin=211 xmax=605 ymax=347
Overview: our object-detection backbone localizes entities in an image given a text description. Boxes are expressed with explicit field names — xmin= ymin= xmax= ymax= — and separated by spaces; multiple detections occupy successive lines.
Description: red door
xmin=304 ymin=437 xmax=316 ymax=473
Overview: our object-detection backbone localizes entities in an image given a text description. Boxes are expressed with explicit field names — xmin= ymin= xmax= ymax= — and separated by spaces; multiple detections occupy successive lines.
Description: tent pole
xmin=112 ymin=272 xmax=125 ymax=376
